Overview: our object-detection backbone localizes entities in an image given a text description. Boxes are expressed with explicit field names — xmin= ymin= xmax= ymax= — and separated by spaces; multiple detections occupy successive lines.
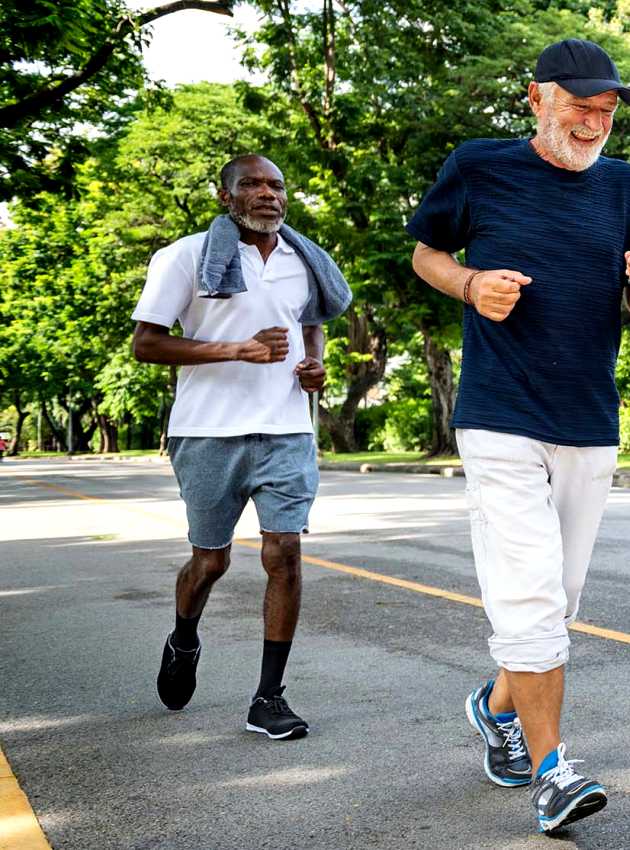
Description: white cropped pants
xmin=456 ymin=429 xmax=617 ymax=673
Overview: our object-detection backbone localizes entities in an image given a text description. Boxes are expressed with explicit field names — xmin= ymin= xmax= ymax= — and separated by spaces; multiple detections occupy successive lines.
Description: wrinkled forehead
xmin=556 ymin=86 xmax=618 ymax=110
xmin=233 ymin=157 xmax=285 ymax=185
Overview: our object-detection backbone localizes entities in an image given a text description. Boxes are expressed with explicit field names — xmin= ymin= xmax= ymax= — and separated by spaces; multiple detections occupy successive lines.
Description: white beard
xmin=229 ymin=209 xmax=285 ymax=234
xmin=538 ymin=112 xmax=609 ymax=171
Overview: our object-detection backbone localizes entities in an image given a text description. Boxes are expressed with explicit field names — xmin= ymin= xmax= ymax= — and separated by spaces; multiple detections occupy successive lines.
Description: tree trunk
xmin=97 ymin=414 xmax=119 ymax=453
xmin=61 ymin=399 xmax=95 ymax=452
xmin=42 ymin=401 xmax=67 ymax=450
xmin=318 ymin=405 xmax=357 ymax=453
xmin=8 ymin=392 xmax=28 ymax=456
xmin=422 ymin=330 xmax=458 ymax=456
xmin=319 ymin=308 xmax=387 ymax=453
xmin=125 ymin=413 xmax=133 ymax=451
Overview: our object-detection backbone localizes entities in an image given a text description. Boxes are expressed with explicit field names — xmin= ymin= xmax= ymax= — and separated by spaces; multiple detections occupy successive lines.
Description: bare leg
xmin=260 ymin=532 xmax=302 ymax=640
xmin=487 ymin=667 xmax=515 ymax=715
xmin=505 ymin=666 xmax=564 ymax=774
xmin=175 ymin=544 xmax=231 ymax=618
xmin=157 ymin=545 xmax=232 ymax=710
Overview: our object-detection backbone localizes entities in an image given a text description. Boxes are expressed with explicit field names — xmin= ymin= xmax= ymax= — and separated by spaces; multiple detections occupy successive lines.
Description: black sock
xmin=173 ymin=611 xmax=201 ymax=650
xmin=254 ymin=639 xmax=293 ymax=698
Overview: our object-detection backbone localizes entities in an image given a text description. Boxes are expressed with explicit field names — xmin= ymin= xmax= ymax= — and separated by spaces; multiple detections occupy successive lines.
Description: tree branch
xmin=322 ymin=0 xmax=336 ymax=133
xmin=0 ymin=1 xmax=234 ymax=129
xmin=275 ymin=0 xmax=329 ymax=150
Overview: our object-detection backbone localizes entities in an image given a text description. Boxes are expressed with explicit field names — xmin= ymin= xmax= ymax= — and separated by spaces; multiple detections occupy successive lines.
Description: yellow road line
xmin=235 ymin=538 xmax=485 ymax=607
xmin=16 ymin=477 xmax=630 ymax=647
xmin=0 ymin=749 xmax=52 ymax=849
xmin=3 ymin=472 xmax=630 ymax=844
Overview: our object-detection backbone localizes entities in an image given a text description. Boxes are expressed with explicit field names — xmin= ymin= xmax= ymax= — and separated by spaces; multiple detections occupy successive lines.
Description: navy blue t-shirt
xmin=406 ymin=138 xmax=630 ymax=446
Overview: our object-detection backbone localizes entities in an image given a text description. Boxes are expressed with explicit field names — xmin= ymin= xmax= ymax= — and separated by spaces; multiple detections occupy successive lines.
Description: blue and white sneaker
xmin=532 ymin=743 xmax=607 ymax=832
xmin=465 ymin=680 xmax=532 ymax=787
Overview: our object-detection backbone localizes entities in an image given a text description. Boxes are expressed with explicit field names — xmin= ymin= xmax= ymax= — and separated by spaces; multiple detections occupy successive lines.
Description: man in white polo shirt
xmin=131 ymin=154 xmax=350 ymax=739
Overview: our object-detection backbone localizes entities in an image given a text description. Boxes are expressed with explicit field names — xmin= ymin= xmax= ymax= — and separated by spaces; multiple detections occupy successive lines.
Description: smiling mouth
xmin=570 ymin=131 xmax=600 ymax=144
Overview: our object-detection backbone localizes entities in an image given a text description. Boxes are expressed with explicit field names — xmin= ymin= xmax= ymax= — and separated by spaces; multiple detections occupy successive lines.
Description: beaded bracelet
xmin=463 ymin=270 xmax=481 ymax=306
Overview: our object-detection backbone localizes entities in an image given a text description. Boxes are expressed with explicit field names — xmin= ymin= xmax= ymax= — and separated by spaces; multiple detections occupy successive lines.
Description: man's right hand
xmin=469 ymin=270 xmax=532 ymax=322
xmin=238 ymin=327 xmax=290 ymax=363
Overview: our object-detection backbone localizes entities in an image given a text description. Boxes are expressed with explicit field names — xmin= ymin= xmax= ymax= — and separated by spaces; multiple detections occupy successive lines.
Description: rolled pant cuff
xmin=490 ymin=637 xmax=569 ymax=673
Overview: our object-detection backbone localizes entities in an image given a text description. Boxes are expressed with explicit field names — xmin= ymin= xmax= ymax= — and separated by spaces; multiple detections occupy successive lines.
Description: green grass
xmin=11 ymin=449 xmax=161 ymax=459
xmin=9 ymin=448 xmax=630 ymax=468
xmin=324 ymin=450 xmax=630 ymax=468
xmin=321 ymin=451 xmax=461 ymax=465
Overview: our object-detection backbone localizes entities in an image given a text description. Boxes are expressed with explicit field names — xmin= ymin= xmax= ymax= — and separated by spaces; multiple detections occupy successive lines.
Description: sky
xmin=125 ymin=1 xmax=264 ymax=85
xmin=0 ymin=2 xmax=269 ymax=226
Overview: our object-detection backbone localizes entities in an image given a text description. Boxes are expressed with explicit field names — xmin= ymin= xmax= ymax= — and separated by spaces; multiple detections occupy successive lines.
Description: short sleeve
xmin=131 ymin=243 xmax=195 ymax=329
xmin=405 ymin=151 xmax=471 ymax=253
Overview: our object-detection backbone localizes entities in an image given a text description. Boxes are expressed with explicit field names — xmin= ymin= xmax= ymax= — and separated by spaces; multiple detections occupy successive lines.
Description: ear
xmin=218 ymin=187 xmax=230 ymax=207
xmin=528 ymin=81 xmax=543 ymax=117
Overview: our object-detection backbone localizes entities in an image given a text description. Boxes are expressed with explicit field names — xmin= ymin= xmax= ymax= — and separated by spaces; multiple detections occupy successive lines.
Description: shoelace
xmin=167 ymin=638 xmax=199 ymax=674
xmin=541 ymin=743 xmax=584 ymax=790
xmin=266 ymin=695 xmax=294 ymax=717
xmin=497 ymin=717 xmax=528 ymax=761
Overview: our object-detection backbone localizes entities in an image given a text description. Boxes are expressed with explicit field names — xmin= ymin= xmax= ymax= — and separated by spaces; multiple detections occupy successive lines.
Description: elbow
xmin=132 ymin=331 xmax=149 ymax=363
xmin=412 ymin=242 xmax=435 ymax=283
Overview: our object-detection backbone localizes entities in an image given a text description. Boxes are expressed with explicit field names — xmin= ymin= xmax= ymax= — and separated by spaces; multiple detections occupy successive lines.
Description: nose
xmin=257 ymin=183 xmax=276 ymax=199
xmin=583 ymin=111 xmax=603 ymax=133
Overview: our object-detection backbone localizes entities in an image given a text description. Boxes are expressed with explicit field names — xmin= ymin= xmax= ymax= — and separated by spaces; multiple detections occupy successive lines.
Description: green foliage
xmin=95 ymin=347 xmax=169 ymax=423
xmin=370 ymin=335 xmax=433 ymax=451
xmin=0 ymin=83 xmax=288 ymax=446
xmin=0 ymin=0 xmax=152 ymax=200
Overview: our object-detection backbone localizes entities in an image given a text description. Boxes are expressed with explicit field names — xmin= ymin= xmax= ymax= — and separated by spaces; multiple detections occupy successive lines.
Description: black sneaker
xmin=246 ymin=686 xmax=309 ymax=740
xmin=465 ymin=680 xmax=532 ymax=787
xmin=156 ymin=632 xmax=201 ymax=711
xmin=532 ymin=744 xmax=607 ymax=833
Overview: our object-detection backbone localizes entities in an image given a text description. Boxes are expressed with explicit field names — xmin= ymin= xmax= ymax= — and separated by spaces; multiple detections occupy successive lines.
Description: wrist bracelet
xmin=463 ymin=270 xmax=481 ymax=306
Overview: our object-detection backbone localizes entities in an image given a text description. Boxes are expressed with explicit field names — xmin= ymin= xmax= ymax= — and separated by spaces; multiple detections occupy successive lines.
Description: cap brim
xmin=557 ymin=77 xmax=630 ymax=105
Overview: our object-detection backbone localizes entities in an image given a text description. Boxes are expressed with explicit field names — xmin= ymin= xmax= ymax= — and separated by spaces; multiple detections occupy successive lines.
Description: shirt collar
xmin=238 ymin=233 xmax=295 ymax=255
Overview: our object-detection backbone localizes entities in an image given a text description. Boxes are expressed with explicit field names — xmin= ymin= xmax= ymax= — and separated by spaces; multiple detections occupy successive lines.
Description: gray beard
xmin=229 ymin=209 xmax=285 ymax=234
xmin=537 ymin=114 xmax=608 ymax=171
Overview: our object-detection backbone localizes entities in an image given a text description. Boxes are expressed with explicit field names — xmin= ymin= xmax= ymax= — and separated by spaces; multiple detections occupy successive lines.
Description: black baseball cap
xmin=535 ymin=38 xmax=630 ymax=104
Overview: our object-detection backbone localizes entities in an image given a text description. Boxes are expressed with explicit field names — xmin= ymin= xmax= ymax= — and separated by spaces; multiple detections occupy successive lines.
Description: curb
xmin=320 ymin=462 xmax=630 ymax=487
xmin=8 ymin=455 xmax=630 ymax=487
xmin=318 ymin=461 xmax=465 ymax=477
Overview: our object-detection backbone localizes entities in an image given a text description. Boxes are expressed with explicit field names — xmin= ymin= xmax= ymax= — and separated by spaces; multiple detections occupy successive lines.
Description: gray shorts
xmin=168 ymin=433 xmax=319 ymax=550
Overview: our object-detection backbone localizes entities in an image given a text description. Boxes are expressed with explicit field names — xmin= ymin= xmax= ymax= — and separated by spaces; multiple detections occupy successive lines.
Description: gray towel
xmin=197 ymin=214 xmax=352 ymax=324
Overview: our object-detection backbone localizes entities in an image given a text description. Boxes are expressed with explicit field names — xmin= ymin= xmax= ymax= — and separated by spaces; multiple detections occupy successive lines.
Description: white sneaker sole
xmin=539 ymin=787 xmax=607 ymax=832
xmin=246 ymin=722 xmax=309 ymax=740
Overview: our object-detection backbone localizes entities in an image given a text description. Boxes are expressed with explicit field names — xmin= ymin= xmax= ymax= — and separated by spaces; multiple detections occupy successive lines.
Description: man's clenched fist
xmin=469 ymin=269 xmax=532 ymax=322
xmin=294 ymin=357 xmax=325 ymax=393
xmin=238 ymin=327 xmax=289 ymax=363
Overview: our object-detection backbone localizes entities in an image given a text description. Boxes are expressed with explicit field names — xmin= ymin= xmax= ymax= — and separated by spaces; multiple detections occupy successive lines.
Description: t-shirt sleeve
xmin=405 ymin=151 xmax=471 ymax=253
xmin=131 ymin=244 xmax=194 ymax=329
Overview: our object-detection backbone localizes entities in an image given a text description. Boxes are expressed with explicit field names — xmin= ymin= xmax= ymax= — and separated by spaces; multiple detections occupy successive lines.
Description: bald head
xmin=220 ymin=155 xmax=283 ymax=193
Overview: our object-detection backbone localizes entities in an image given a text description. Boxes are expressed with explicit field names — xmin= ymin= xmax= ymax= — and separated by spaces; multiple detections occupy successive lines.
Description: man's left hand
xmin=625 ymin=250 xmax=630 ymax=278
xmin=294 ymin=357 xmax=325 ymax=393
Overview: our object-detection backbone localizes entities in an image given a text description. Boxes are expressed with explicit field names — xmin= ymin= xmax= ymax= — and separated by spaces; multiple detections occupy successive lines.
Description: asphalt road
xmin=1 ymin=458 xmax=630 ymax=850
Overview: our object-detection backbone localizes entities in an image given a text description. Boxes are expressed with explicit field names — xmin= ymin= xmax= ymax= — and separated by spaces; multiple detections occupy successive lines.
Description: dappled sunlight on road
xmin=217 ymin=764 xmax=350 ymax=788
xmin=0 ymin=715 xmax=97 ymax=735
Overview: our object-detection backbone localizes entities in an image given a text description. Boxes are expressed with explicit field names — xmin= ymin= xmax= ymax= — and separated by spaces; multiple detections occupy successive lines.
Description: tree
xmin=0 ymin=0 xmax=233 ymax=201
xmin=238 ymin=0 xmax=630 ymax=453
xmin=0 ymin=83 xmax=290 ymax=452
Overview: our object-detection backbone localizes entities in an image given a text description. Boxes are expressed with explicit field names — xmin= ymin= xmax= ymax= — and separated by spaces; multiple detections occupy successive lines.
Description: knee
xmin=191 ymin=546 xmax=230 ymax=584
xmin=262 ymin=533 xmax=301 ymax=582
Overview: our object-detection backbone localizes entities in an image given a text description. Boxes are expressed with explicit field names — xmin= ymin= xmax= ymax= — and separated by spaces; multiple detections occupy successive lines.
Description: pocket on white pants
xmin=586 ymin=446 xmax=618 ymax=481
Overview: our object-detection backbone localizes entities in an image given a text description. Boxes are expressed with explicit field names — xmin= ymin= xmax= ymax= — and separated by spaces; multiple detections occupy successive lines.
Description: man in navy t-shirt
xmin=407 ymin=39 xmax=630 ymax=833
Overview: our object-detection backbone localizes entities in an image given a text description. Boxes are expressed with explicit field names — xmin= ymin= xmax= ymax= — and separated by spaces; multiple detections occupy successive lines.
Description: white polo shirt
xmin=131 ymin=232 xmax=313 ymax=437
